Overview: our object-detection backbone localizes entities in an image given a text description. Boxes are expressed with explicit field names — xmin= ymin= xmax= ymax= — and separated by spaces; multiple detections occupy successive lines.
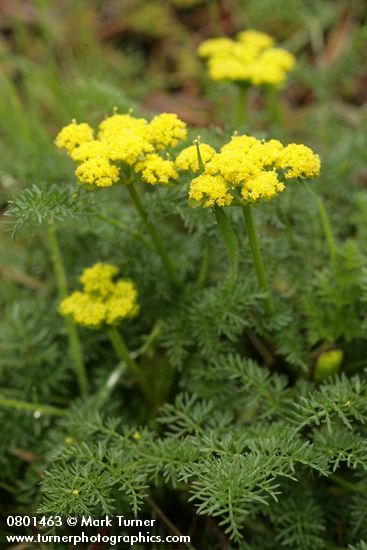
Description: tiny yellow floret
xmin=237 ymin=30 xmax=275 ymax=50
xmin=75 ymin=157 xmax=120 ymax=188
xmin=175 ymin=143 xmax=216 ymax=173
xmin=189 ymin=174 xmax=233 ymax=207
xmin=98 ymin=113 xmax=148 ymax=142
xmin=55 ymin=110 xmax=187 ymax=190
xmin=59 ymin=263 xmax=139 ymax=329
xmin=107 ymin=132 xmax=153 ymax=165
xmin=55 ymin=121 xmax=94 ymax=154
xmin=80 ymin=263 xmax=119 ymax=297
xmin=70 ymin=140 xmax=110 ymax=162
xmin=146 ymin=113 xmax=187 ymax=150
xmin=186 ymin=133 xmax=320 ymax=209
xmin=59 ymin=292 xmax=107 ymax=328
xmin=198 ymin=29 xmax=295 ymax=87
xmin=105 ymin=280 xmax=140 ymax=324
xmin=135 ymin=153 xmax=179 ymax=185
xmin=278 ymin=144 xmax=321 ymax=179
xmin=241 ymin=171 xmax=285 ymax=202
xmin=198 ymin=37 xmax=234 ymax=58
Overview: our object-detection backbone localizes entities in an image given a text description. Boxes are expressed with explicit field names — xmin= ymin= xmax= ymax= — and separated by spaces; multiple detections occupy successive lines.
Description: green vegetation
xmin=1 ymin=1 xmax=367 ymax=548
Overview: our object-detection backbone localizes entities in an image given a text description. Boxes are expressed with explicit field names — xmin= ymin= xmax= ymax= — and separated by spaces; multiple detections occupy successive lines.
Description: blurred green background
xmin=1 ymin=0 xmax=366 ymax=154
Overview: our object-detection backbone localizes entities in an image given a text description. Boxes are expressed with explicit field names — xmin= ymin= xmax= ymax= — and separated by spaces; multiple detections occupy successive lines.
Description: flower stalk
xmin=213 ymin=206 xmax=239 ymax=287
xmin=303 ymin=182 xmax=336 ymax=264
xmin=194 ymin=139 xmax=205 ymax=172
xmin=126 ymin=182 xmax=182 ymax=290
xmin=265 ymin=86 xmax=282 ymax=126
xmin=107 ymin=327 xmax=153 ymax=406
xmin=236 ymin=84 xmax=248 ymax=126
xmin=47 ymin=224 xmax=88 ymax=396
xmin=242 ymin=205 xmax=275 ymax=315
xmin=0 ymin=395 xmax=66 ymax=416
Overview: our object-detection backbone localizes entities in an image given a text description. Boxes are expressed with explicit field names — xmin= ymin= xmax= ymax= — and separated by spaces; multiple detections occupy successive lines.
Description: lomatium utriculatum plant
xmin=177 ymin=134 xmax=321 ymax=314
xmin=55 ymin=111 xmax=185 ymax=290
xmin=28 ymin=102 xmax=361 ymax=544
xmin=58 ymin=263 xmax=155 ymax=405
xmin=5 ymin=36 xmax=367 ymax=550
xmin=198 ymin=30 xmax=296 ymax=124
xmin=55 ymin=111 xmax=321 ymax=316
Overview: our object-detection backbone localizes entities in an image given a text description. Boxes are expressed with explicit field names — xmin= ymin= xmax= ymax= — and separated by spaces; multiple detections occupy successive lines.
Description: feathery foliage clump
xmin=2 ymin=1 xmax=367 ymax=549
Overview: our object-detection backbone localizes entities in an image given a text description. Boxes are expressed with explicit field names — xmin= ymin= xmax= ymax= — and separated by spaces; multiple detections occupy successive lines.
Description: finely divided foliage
xmin=37 ymin=358 xmax=367 ymax=543
xmin=2 ymin=11 xmax=367 ymax=550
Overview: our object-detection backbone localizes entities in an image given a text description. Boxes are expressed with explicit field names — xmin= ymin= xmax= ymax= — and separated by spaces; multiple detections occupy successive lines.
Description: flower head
xmin=70 ymin=140 xmax=110 ymax=162
xmin=187 ymin=134 xmax=320 ymax=208
xmin=198 ymin=37 xmax=234 ymax=58
xmin=278 ymin=144 xmax=321 ymax=179
xmin=75 ymin=157 xmax=120 ymax=188
xmin=107 ymin=132 xmax=153 ymax=165
xmin=55 ymin=110 xmax=187 ymax=189
xmin=146 ymin=113 xmax=187 ymax=150
xmin=198 ymin=30 xmax=295 ymax=87
xmin=55 ymin=121 xmax=94 ymax=154
xmin=135 ymin=153 xmax=178 ymax=185
xmin=80 ymin=263 xmax=119 ymax=297
xmin=59 ymin=263 xmax=139 ymax=329
xmin=98 ymin=113 xmax=153 ymax=165
xmin=241 ymin=171 xmax=285 ymax=202
xmin=237 ymin=30 xmax=275 ymax=50
xmin=59 ymin=292 xmax=106 ymax=328
xmin=176 ymin=143 xmax=216 ymax=173
xmin=104 ymin=280 xmax=139 ymax=325
xmin=98 ymin=113 xmax=148 ymax=142
xmin=189 ymin=174 xmax=233 ymax=207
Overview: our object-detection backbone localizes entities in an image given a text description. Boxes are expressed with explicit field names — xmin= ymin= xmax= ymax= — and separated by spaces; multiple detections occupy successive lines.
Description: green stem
xmin=0 ymin=396 xmax=65 ymax=416
xmin=107 ymin=327 xmax=153 ymax=406
xmin=196 ymin=246 xmax=209 ymax=288
xmin=213 ymin=206 xmax=239 ymax=287
xmin=47 ymin=224 xmax=68 ymax=295
xmin=303 ymin=182 xmax=336 ymax=263
xmin=236 ymin=84 xmax=248 ymax=126
xmin=242 ymin=205 xmax=275 ymax=315
xmin=265 ymin=86 xmax=282 ymax=126
xmin=136 ymin=320 xmax=162 ymax=357
xmin=47 ymin=224 xmax=89 ymax=396
xmin=127 ymin=183 xmax=182 ymax=290
xmin=331 ymin=474 xmax=366 ymax=494
xmin=90 ymin=210 xmax=152 ymax=250
xmin=92 ymin=362 xmax=127 ymax=409
xmin=0 ymin=481 xmax=17 ymax=494
xmin=195 ymin=139 xmax=205 ymax=172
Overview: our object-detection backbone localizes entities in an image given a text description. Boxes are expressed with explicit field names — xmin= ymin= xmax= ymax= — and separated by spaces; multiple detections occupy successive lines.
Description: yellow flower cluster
xmin=59 ymin=263 xmax=139 ymax=328
xmin=278 ymin=143 xmax=321 ymax=179
xmin=75 ymin=157 xmax=120 ymax=188
xmin=135 ymin=154 xmax=179 ymax=185
xmin=145 ymin=113 xmax=187 ymax=150
xmin=198 ymin=30 xmax=295 ymax=86
xmin=178 ymin=136 xmax=320 ymax=207
xmin=189 ymin=174 xmax=232 ymax=208
xmin=55 ymin=120 xmax=94 ymax=154
xmin=55 ymin=111 xmax=187 ymax=189
xmin=176 ymin=143 xmax=216 ymax=173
